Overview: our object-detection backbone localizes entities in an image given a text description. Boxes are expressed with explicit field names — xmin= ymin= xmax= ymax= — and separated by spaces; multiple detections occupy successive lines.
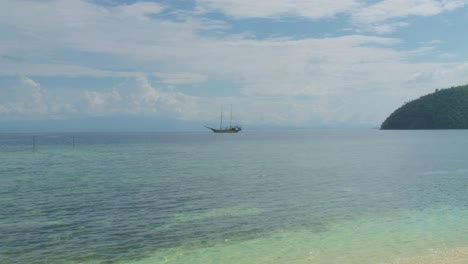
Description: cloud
xmin=155 ymin=72 xmax=208 ymax=85
xmin=0 ymin=77 xmax=49 ymax=118
xmin=21 ymin=76 xmax=40 ymax=89
xmin=20 ymin=77 xmax=47 ymax=115
xmin=353 ymin=0 xmax=466 ymax=24
xmin=200 ymin=35 xmax=403 ymax=97
xmin=114 ymin=2 xmax=164 ymax=20
xmin=407 ymin=62 xmax=468 ymax=86
xmin=1 ymin=0 xmax=468 ymax=127
xmin=0 ymin=0 xmax=406 ymax=99
xmin=0 ymin=61 xmax=138 ymax=77
xmin=83 ymin=89 xmax=121 ymax=113
xmin=363 ymin=22 xmax=409 ymax=34
xmin=82 ymin=76 xmax=196 ymax=117
xmin=1 ymin=75 xmax=186 ymax=120
xmin=133 ymin=76 xmax=163 ymax=107
xmin=352 ymin=0 xmax=468 ymax=33
xmin=196 ymin=0 xmax=361 ymax=19
xmin=195 ymin=0 xmax=468 ymax=34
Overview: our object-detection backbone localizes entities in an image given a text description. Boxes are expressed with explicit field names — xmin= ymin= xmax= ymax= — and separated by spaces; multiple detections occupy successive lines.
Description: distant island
xmin=381 ymin=84 xmax=468 ymax=129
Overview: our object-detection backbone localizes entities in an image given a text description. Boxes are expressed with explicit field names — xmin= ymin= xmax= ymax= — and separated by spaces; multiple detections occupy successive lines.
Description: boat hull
xmin=206 ymin=127 xmax=241 ymax=133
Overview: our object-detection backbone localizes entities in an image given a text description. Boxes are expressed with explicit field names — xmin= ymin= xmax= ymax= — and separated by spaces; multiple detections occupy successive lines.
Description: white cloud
xmin=155 ymin=72 xmax=208 ymax=85
xmin=133 ymin=76 xmax=162 ymax=106
xmin=363 ymin=22 xmax=409 ymax=34
xmin=0 ymin=77 xmax=50 ymax=118
xmin=84 ymin=89 xmax=121 ymax=113
xmin=196 ymin=0 xmax=361 ymax=19
xmin=115 ymin=2 xmax=164 ymax=20
xmin=353 ymin=0 xmax=466 ymax=24
xmin=198 ymin=35 xmax=403 ymax=97
xmin=81 ymin=76 xmax=194 ymax=117
xmin=352 ymin=0 xmax=468 ymax=33
xmin=195 ymin=0 xmax=468 ymax=34
xmin=21 ymin=77 xmax=48 ymax=114
xmin=0 ymin=61 xmax=138 ymax=77
xmin=1 ymin=0 xmax=468 ymax=127
xmin=130 ymin=76 xmax=201 ymax=117
xmin=407 ymin=62 xmax=468 ymax=85
xmin=21 ymin=76 xmax=40 ymax=89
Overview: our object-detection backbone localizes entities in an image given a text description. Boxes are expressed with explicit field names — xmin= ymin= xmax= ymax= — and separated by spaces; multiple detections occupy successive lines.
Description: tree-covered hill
xmin=381 ymin=84 xmax=468 ymax=129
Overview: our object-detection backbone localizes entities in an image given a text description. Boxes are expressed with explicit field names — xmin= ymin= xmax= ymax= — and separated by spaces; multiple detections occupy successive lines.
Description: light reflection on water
xmin=0 ymin=130 xmax=467 ymax=263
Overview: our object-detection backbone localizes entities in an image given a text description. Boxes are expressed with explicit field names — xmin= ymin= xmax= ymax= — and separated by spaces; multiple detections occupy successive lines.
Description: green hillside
xmin=381 ymin=84 xmax=468 ymax=129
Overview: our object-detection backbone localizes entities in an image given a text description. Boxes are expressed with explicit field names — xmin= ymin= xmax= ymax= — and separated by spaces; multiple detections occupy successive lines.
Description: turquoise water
xmin=0 ymin=130 xmax=467 ymax=263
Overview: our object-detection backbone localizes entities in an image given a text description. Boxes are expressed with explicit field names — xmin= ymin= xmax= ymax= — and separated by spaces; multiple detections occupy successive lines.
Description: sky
xmin=1 ymin=0 xmax=468 ymax=131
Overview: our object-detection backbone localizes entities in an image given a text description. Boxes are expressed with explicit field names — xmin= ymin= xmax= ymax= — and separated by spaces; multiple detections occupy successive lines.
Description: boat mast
xmin=229 ymin=104 xmax=232 ymax=128
xmin=219 ymin=108 xmax=223 ymax=129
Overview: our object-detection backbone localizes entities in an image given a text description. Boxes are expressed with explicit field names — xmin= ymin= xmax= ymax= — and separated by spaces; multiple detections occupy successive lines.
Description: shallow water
xmin=0 ymin=130 xmax=467 ymax=263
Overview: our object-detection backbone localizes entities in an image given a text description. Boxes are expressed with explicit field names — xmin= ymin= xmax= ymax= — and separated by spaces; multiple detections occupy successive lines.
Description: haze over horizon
xmin=2 ymin=0 xmax=468 ymax=131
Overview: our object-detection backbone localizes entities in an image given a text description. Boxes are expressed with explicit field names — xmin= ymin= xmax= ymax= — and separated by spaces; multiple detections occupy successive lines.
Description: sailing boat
xmin=205 ymin=106 xmax=242 ymax=133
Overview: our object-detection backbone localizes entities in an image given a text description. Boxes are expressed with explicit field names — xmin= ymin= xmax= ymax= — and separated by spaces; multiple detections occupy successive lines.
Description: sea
xmin=0 ymin=130 xmax=467 ymax=264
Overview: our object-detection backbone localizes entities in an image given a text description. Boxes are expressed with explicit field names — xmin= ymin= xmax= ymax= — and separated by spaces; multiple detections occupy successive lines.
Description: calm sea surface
xmin=0 ymin=130 xmax=467 ymax=264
